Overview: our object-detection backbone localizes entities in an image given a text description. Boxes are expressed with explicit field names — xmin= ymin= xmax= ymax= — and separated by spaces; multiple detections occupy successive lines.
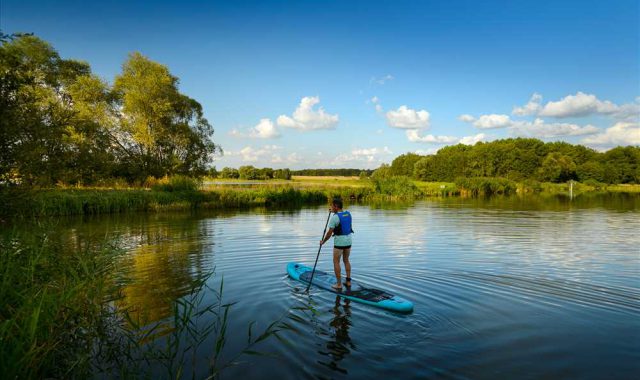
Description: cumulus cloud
xmin=277 ymin=96 xmax=339 ymax=130
xmin=412 ymin=148 xmax=440 ymax=155
xmin=472 ymin=114 xmax=513 ymax=129
xmin=512 ymin=93 xmax=542 ymax=116
xmin=386 ymin=105 xmax=431 ymax=129
xmin=581 ymin=122 xmax=640 ymax=146
xmin=331 ymin=146 xmax=393 ymax=166
xmin=459 ymin=133 xmax=487 ymax=145
xmin=511 ymin=118 xmax=599 ymax=138
xmin=406 ymin=130 xmax=487 ymax=145
xmin=460 ymin=113 xmax=599 ymax=138
xmin=539 ymin=92 xmax=617 ymax=118
xmin=458 ymin=114 xmax=475 ymax=122
xmin=271 ymin=152 xmax=302 ymax=165
xmin=406 ymin=130 xmax=458 ymax=143
xmin=512 ymin=92 xmax=639 ymax=120
xmin=229 ymin=118 xmax=280 ymax=139
xmin=227 ymin=145 xmax=282 ymax=163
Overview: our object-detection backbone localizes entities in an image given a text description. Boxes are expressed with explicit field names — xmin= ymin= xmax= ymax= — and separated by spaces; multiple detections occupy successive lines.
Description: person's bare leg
xmin=332 ymin=248 xmax=343 ymax=289
xmin=343 ymin=248 xmax=351 ymax=286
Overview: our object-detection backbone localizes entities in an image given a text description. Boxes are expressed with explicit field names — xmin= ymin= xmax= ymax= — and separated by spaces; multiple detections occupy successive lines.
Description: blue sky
xmin=3 ymin=0 xmax=639 ymax=169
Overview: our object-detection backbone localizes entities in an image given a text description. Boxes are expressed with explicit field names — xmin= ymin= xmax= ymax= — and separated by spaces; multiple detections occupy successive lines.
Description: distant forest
xmin=382 ymin=138 xmax=639 ymax=184
xmin=219 ymin=139 xmax=639 ymax=184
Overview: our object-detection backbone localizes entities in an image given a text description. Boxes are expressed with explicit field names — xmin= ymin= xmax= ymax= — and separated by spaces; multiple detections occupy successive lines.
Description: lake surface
xmin=44 ymin=194 xmax=640 ymax=378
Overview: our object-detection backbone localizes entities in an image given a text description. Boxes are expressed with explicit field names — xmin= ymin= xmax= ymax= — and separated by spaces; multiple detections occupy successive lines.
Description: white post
xmin=569 ymin=180 xmax=573 ymax=199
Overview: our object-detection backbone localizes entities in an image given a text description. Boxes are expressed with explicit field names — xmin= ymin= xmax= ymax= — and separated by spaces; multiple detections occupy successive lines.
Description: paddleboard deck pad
xmin=287 ymin=262 xmax=414 ymax=313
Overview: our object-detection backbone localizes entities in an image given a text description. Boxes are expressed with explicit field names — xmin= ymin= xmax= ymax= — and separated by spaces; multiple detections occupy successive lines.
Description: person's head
xmin=331 ymin=198 xmax=343 ymax=212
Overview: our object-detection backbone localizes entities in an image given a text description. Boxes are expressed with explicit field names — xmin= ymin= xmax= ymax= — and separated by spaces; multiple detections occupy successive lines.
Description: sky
xmin=2 ymin=0 xmax=639 ymax=169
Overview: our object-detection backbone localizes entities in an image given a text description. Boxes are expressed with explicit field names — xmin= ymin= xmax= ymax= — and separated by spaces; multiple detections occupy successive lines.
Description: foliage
xmin=238 ymin=165 xmax=259 ymax=180
xmin=538 ymin=152 xmax=577 ymax=182
xmin=0 ymin=34 xmax=219 ymax=186
xmin=390 ymin=153 xmax=423 ymax=177
xmin=291 ymin=168 xmax=372 ymax=176
xmin=410 ymin=138 xmax=639 ymax=184
xmin=150 ymin=175 xmax=201 ymax=192
xmin=371 ymin=164 xmax=393 ymax=180
xmin=273 ymin=168 xmax=292 ymax=180
xmin=219 ymin=167 xmax=240 ymax=179
xmin=455 ymin=177 xmax=517 ymax=196
xmin=371 ymin=176 xmax=421 ymax=198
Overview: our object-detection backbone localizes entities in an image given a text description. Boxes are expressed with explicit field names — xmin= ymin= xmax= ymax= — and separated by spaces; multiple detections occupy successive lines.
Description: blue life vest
xmin=334 ymin=211 xmax=353 ymax=236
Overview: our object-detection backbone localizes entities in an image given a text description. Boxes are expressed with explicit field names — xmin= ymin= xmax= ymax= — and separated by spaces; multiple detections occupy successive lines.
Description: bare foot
xmin=331 ymin=283 xmax=342 ymax=290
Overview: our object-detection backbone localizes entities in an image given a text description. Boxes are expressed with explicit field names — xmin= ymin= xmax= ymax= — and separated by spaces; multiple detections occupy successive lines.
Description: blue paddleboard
xmin=287 ymin=262 xmax=414 ymax=313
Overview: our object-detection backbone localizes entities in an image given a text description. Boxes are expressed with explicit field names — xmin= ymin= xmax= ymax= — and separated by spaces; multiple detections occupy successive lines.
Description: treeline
xmin=0 ymin=33 xmax=218 ymax=187
xmin=211 ymin=167 xmax=373 ymax=179
xmin=377 ymin=139 xmax=640 ymax=184
xmin=215 ymin=166 xmax=292 ymax=180
xmin=291 ymin=168 xmax=373 ymax=176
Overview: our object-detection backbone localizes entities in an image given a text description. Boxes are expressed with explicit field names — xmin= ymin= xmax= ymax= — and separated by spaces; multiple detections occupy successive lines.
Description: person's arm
xmin=320 ymin=227 xmax=334 ymax=246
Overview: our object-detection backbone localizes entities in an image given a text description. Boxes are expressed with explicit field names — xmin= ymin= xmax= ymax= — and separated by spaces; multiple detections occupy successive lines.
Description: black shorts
xmin=334 ymin=245 xmax=351 ymax=250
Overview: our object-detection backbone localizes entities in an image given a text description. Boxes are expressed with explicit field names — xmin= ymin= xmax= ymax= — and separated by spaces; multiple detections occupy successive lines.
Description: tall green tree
xmin=0 ymin=34 xmax=89 ymax=185
xmin=113 ymin=52 xmax=218 ymax=181
xmin=390 ymin=153 xmax=423 ymax=177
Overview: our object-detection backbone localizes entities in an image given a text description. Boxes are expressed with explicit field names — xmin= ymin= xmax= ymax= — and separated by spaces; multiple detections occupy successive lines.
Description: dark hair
xmin=332 ymin=198 xmax=343 ymax=209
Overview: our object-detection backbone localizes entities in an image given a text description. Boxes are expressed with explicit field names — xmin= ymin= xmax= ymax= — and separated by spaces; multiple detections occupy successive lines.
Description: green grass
xmin=0 ymin=226 xmax=122 ymax=378
xmin=2 ymin=176 xmax=640 ymax=218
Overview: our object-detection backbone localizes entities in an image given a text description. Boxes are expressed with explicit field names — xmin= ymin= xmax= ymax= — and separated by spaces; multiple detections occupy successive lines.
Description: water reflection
xmin=317 ymin=296 xmax=355 ymax=374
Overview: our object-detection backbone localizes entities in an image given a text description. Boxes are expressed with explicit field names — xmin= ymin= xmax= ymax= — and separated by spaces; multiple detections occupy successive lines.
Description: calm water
xmin=47 ymin=195 xmax=640 ymax=378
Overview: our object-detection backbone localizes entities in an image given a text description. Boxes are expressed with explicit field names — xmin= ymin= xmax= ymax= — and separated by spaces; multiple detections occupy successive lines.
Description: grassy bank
xmin=0 ymin=227 xmax=121 ymax=378
xmin=2 ymin=177 xmax=639 ymax=218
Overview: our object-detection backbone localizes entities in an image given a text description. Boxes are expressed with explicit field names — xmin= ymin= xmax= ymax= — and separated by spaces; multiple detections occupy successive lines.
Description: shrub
xmin=455 ymin=177 xmax=517 ymax=196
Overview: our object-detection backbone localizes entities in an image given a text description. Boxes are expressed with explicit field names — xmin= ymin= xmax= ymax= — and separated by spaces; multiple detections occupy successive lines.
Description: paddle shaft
xmin=306 ymin=210 xmax=332 ymax=292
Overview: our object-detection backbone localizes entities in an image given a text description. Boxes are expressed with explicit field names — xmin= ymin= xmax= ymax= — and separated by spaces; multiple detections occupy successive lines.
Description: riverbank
xmin=2 ymin=177 xmax=639 ymax=218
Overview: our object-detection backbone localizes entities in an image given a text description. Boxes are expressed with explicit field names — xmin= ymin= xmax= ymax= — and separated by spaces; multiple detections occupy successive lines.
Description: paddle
xmin=306 ymin=210 xmax=332 ymax=292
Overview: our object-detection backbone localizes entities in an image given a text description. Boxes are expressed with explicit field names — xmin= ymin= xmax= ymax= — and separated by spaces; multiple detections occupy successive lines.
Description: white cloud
xmin=370 ymin=74 xmax=394 ymax=85
xmin=406 ymin=130 xmax=458 ymax=143
xmin=458 ymin=114 xmax=475 ymax=122
xmin=612 ymin=100 xmax=640 ymax=121
xmin=412 ymin=148 xmax=440 ymax=155
xmin=352 ymin=147 xmax=392 ymax=156
xmin=581 ymin=122 xmax=640 ymax=146
xmin=460 ymin=113 xmax=599 ymax=138
xmin=277 ymin=96 xmax=339 ymax=130
xmin=386 ymin=105 xmax=431 ymax=129
xmin=229 ymin=118 xmax=280 ymax=139
xmin=539 ymin=92 xmax=618 ymax=118
xmin=472 ymin=114 xmax=513 ymax=129
xmin=511 ymin=118 xmax=599 ymax=138
xmin=512 ymin=93 xmax=542 ymax=116
xmin=512 ymin=92 xmax=640 ymax=121
xmin=406 ymin=130 xmax=487 ymax=145
xmin=271 ymin=152 xmax=302 ymax=165
xmin=459 ymin=133 xmax=487 ymax=145
xmin=229 ymin=145 xmax=282 ymax=163
xmin=369 ymin=96 xmax=383 ymax=113
xmin=330 ymin=146 xmax=393 ymax=167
